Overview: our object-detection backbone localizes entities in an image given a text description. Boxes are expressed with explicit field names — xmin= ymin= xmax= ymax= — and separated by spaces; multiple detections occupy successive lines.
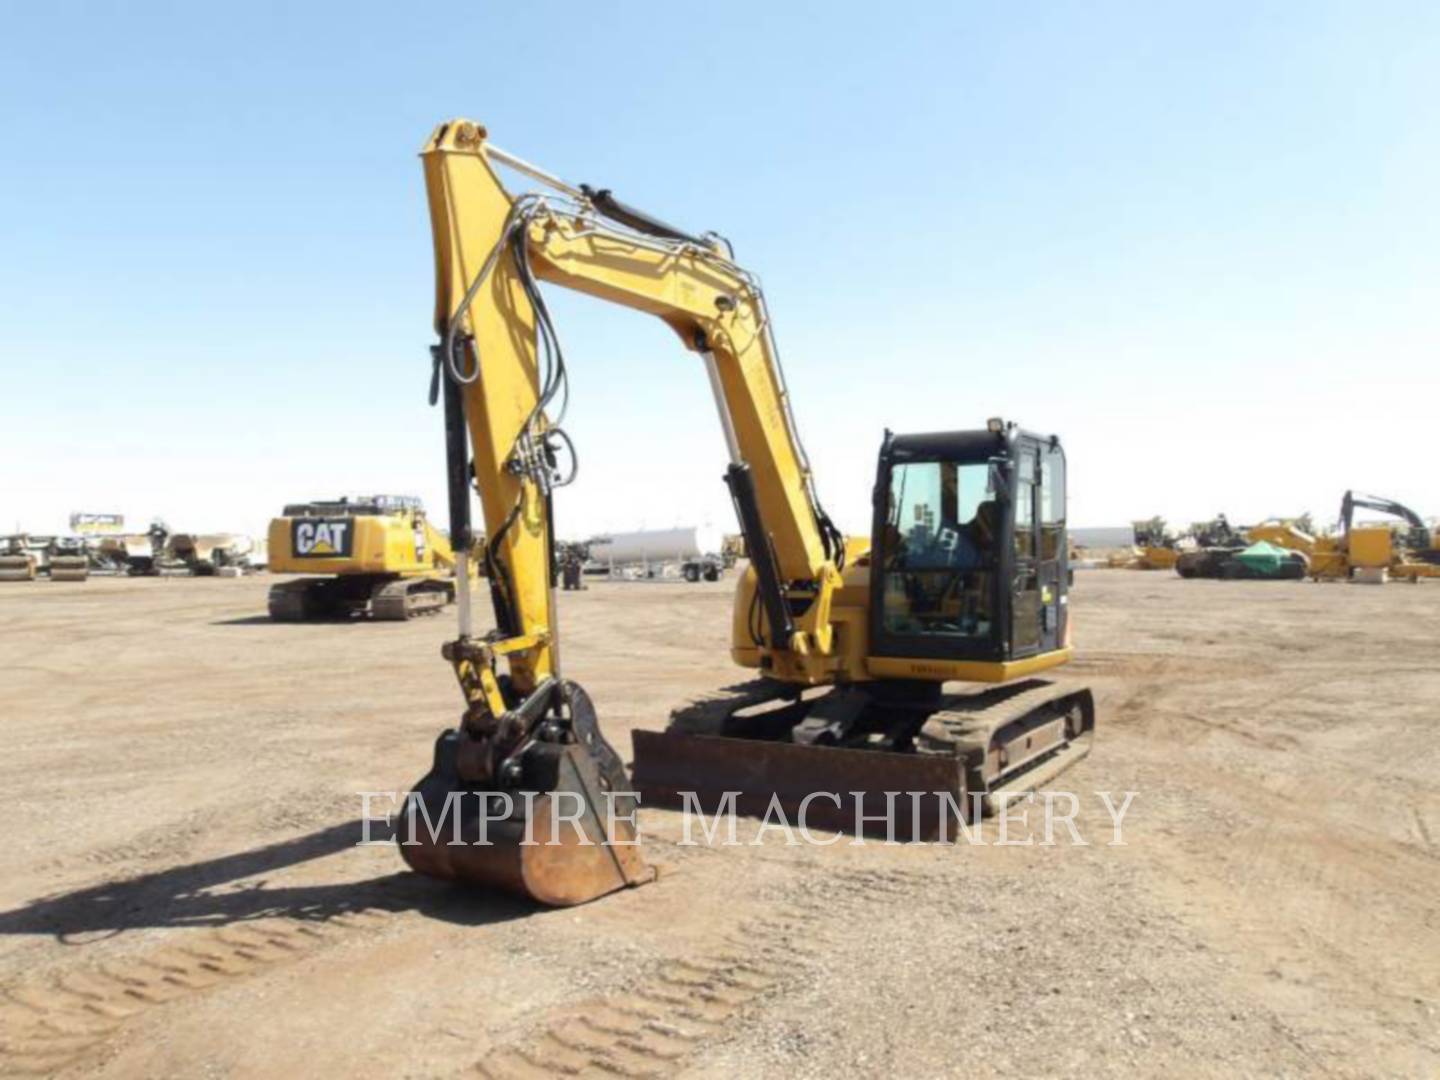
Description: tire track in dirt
xmin=474 ymin=867 xmax=927 ymax=1079
xmin=0 ymin=903 xmax=400 ymax=1077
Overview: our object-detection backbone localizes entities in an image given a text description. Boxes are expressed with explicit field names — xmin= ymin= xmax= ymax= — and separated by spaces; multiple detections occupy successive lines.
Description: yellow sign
xmin=70 ymin=512 xmax=124 ymax=535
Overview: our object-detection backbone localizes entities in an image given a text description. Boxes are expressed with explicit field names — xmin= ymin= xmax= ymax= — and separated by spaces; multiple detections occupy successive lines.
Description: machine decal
xmin=292 ymin=519 xmax=352 ymax=558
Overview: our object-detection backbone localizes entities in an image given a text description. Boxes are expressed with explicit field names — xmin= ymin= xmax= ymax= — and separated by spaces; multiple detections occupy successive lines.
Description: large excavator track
xmin=266 ymin=577 xmax=453 ymax=621
xmin=266 ymin=581 xmax=320 ymax=622
xmin=369 ymin=578 xmax=452 ymax=621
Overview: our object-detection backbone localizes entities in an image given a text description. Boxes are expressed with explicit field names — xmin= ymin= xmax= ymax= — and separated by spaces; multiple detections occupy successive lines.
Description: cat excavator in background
xmin=266 ymin=495 xmax=466 ymax=620
xmin=393 ymin=120 xmax=1095 ymax=907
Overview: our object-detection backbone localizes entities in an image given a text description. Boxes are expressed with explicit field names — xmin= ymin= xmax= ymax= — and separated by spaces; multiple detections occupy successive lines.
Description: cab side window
xmin=1040 ymin=445 xmax=1066 ymax=560
xmin=1015 ymin=448 xmax=1036 ymax=560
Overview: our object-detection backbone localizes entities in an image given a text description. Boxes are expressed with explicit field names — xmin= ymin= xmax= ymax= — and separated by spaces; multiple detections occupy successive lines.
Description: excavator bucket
xmin=397 ymin=681 xmax=654 ymax=906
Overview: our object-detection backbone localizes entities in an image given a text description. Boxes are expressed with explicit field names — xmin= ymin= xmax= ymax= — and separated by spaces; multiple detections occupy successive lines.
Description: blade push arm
xmin=422 ymin=119 xmax=843 ymax=700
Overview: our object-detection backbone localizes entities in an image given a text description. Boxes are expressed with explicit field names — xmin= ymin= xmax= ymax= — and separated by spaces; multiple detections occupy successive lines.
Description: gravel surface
xmin=0 ymin=571 xmax=1436 ymax=1077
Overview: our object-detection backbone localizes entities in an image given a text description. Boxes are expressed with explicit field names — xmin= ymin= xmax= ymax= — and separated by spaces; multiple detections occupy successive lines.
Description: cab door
xmin=1036 ymin=440 xmax=1066 ymax=653
xmin=1010 ymin=441 xmax=1042 ymax=657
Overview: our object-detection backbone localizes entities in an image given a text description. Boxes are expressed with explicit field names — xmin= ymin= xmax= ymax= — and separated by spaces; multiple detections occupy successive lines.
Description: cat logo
xmin=292 ymin=519 xmax=353 ymax=558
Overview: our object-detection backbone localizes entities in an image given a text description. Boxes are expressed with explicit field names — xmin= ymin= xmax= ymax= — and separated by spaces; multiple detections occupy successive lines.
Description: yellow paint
xmin=1348 ymin=526 xmax=1392 ymax=569
xmin=1128 ymin=546 xmax=1179 ymax=571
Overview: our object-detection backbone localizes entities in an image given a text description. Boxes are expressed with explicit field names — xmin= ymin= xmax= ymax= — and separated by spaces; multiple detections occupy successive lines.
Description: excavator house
xmin=398 ymin=120 xmax=1095 ymax=906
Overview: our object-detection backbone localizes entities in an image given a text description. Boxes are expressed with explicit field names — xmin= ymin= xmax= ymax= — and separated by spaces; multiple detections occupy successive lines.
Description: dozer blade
xmin=632 ymin=730 xmax=966 ymax=841
xmin=398 ymin=681 xmax=654 ymax=907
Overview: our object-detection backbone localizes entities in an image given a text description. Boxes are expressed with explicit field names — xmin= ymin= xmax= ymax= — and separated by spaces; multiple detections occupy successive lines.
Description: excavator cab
xmin=870 ymin=426 xmax=1070 ymax=666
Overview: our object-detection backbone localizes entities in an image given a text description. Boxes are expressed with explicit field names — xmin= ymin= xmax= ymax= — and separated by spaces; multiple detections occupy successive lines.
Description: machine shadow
xmin=0 ymin=820 xmax=536 ymax=941
xmin=209 ymin=615 xmax=375 ymax=626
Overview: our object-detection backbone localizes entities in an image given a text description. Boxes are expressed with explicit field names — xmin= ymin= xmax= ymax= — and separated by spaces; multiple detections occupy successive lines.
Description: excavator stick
xmin=398 ymin=679 xmax=654 ymax=906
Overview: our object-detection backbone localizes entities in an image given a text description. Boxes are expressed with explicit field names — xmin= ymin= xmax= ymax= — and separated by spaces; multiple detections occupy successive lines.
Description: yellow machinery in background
xmin=392 ymin=120 xmax=1095 ymax=906
xmin=162 ymin=534 xmax=246 ymax=575
xmin=0 ymin=535 xmax=91 ymax=581
xmin=1244 ymin=520 xmax=1317 ymax=553
xmin=267 ymin=495 xmax=463 ymax=620
xmin=1308 ymin=491 xmax=1440 ymax=582
xmin=46 ymin=537 xmax=91 ymax=581
xmin=1121 ymin=516 xmax=1180 ymax=570
xmin=1225 ymin=493 xmax=1439 ymax=583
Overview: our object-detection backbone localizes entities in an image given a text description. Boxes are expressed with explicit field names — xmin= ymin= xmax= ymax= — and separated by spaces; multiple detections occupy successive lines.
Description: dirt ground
xmin=1 ymin=570 xmax=1436 ymax=1078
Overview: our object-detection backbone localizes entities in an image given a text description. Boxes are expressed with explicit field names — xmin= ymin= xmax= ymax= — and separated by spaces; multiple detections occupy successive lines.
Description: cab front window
xmin=878 ymin=459 xmax=997 ymax=641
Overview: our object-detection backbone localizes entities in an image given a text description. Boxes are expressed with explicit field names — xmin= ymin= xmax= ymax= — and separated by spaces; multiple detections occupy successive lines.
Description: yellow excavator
xmin=267 ymin=495 xmax=462 ymax=620
xmin=397 ymin=121 xmax=1095 ymax=906
xmin=1267 ymin=492 xmax=1440 ymax=583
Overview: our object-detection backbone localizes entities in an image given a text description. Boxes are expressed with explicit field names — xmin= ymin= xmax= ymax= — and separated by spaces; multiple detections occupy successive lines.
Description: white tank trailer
xmin=585 ymin=526 xmax=726 ymax=582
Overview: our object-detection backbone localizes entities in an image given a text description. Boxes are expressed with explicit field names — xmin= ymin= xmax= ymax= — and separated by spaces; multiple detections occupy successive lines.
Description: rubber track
xmin=918 ymin=679 xmax=1091 ymax=804
xmin=266 ymin=582 xmax=312 ymax=622
xmin=0 ymin=904 xmax=401 ymax=1077
xmin=922 ymin=679 xmax=1078 ymax=751
xmin=473 ymin=867 xmax=932 ymax=1079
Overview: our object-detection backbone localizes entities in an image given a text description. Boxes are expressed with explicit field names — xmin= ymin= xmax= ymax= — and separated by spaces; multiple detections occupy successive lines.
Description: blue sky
xmin=2 ymin=2 xmax=1437 ymax=539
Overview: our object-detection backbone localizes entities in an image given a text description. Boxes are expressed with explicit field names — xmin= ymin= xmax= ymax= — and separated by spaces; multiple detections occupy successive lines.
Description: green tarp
xmin=1232 ymin=540 xmax=1291 ymax=575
